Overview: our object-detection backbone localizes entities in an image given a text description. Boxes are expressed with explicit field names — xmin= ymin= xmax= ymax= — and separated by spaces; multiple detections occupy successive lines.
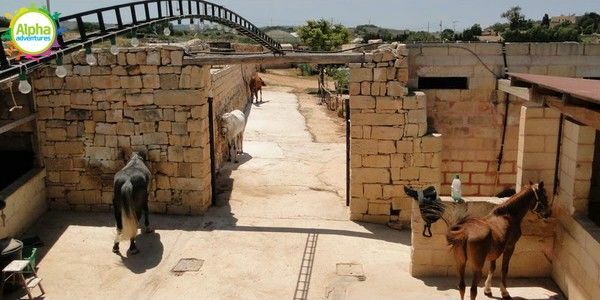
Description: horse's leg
xmin=453 ymin=245 xmax=467 ymax=300
xmin=470 ymin=268 xmax=483 ymax=300
xmin=128 ymin=238 xmax=139 ymax=255
xmin=260 ymin=88 xmax=263 ymax=102
xmin=484 ymin=260 xmax=496 ymax=297
xmin=500 ymin=247 xmax=516 ymax=300
xmin=468 ymin=241 xmax=487 ymax=300
xmin=233 ymin=137 xmax=239 ymax=163
xmin=237 ymin=133 xmax=243 ymax=154
xmin=240 ymin=131 xmax=244 ymax=154
xmin=143 ymin=195 xmax=154 ymax=233
xmin=112 ymin=198 xmax=122 ymax=253
xmin=227 ymin=142 xmax=232 ymax=162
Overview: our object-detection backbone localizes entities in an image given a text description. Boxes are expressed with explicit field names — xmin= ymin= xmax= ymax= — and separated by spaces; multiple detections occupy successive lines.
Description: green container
xmin=22 ymin=246 xmax=38 ymax=272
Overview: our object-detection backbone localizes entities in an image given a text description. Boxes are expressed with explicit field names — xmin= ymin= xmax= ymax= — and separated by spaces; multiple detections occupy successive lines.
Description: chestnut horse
xmin=249 ymin=74 xmax=266 ymax=103
xmin=447 ymin=181 xmax=551 ymax=300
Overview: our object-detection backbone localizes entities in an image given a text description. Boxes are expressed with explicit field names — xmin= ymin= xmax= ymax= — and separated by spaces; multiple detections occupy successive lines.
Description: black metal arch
xmin=0 ymin=0 xmax=283 ymax=79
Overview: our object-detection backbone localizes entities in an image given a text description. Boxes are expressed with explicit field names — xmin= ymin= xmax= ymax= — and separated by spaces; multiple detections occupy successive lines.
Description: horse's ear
xmin=529 ymin=180 xmax=534 ymax=186
xmin=539 ymin=181 xmax=544 ymax=189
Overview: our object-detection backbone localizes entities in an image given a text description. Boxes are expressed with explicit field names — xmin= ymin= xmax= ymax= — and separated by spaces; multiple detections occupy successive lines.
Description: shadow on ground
xmin=421 ymin=276 xmax=565 ymax=300
xmin=118 ymin=232 xmax=164 ymax=274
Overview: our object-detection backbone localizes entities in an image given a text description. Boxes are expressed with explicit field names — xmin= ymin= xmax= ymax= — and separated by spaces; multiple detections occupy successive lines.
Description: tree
xmin=297 ymin=19 xmax=350 ymax=51
xmin=577 ymin=12 xmax=600 ymax=33
xmin=440 ymin=29 xmax=455 ymax=41
xmin=491 ymin=22 xmax=509 ymax=34
xmin=403 ymin=31 xmax=437 ymax=42
xmin=470 ymin=24 xmax=483 ymax=36
xmin=501 ymin=6 xmax=527 ymax=30
xmin=541 ymin=14 xmax=550 ymax=28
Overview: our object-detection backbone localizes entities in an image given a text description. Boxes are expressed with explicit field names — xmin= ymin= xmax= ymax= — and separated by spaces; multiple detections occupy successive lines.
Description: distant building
xmin=481 ymin=28 xmax=497 ymax=36
xmin=368 ymin=39 xmax=383 ymax=44
xmin=550 ymin=14 xmax=577 ymax=27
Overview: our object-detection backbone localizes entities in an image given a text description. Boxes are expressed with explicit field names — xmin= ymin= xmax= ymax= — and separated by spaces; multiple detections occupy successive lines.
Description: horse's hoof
xmin=143 ymin=227 xmax=155 ymax=234
xmin=127 ymin=248 xmax=140 ymax=255
xmin=502 ymin=296 xmax=512 ymax=300
xmin=484 ymin=291 xmax=492 ymax=297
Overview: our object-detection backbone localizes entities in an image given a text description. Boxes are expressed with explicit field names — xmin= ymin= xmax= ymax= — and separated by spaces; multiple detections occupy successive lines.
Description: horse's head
xmin=220 ymin=113 xmax=232 ymax=137
xmin=122 ymin=148 xmax=147 ymax=163
xmin=131 ymin=151 xmax=147 ymax=161
xmin=530 ymin=181 xmax=551 ymax=219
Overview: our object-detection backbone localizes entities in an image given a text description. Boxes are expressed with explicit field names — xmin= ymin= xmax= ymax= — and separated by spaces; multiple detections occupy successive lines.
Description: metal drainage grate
xmin=171 ymin=258 xmax=204 ymax=275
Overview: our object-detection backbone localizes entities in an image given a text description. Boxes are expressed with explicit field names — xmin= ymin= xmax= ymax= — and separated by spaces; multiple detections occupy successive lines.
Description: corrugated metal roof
xmin=508 ymin=72 xmax=600 ymax=105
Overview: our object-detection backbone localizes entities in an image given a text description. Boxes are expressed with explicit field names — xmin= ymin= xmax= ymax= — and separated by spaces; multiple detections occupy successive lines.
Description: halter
xmin=530 ymin=185 xmax=545 ymax=218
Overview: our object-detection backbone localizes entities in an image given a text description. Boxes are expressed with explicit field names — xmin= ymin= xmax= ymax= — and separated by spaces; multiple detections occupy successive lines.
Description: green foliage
xmin=455 ymin=24 xmax=482 ymax=41
xmin=362 ymin=29 xmax=394 ymax=42
xmin=297 ymin=19 xmax=350 ymax=51
xmin=577 ymin=12 xmax=600 ymax=34
xmin=401 ymin=31 xmax=438 ymax=42
xmin=0 ymin=16 xmax=10 ymax=28
xmin=298 ymin=63 xmax=318 ymax=76
xmin=503 ymin=25 xmax=581 ymax=42
xmin=260 ymin=26 xmax=295 ymax=33
xmin=502 ymin=6 xmax=527 ymax=30
xmin=491 ymin=22 xmax=509 ymax=33
xmin=82 ymin=22 xmax=100 ymax=32
xmin=470 ymin=24 xmax=483 ymax=36
xmin=327 ymin=67 xmax=349 ymax=94
xmin=440 ymin=29 xmax=455 ymax=41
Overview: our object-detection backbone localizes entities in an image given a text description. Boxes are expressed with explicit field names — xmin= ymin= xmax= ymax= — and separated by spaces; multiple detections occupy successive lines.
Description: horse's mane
xmin=492 ymin=185 xmax=534 ymax=216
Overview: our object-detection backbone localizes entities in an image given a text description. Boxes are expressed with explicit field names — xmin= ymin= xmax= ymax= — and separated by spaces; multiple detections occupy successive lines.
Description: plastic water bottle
xmin=451 ymin=175 xmax=462 ymax=202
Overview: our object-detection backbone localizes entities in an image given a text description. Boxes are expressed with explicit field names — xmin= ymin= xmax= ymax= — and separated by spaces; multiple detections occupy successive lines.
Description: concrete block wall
xmin=516 ymin=104 xmax=561 ymax=195
xmin=349 ymin=44 xmax=442 ymax=225
xmin=407 ymin=43 xmax=600 ymax=197
xmin=552 ymin=119 xmax=600 ymax=299
xmin=0 ymin=169 xmax=47 ymax=238
xmin=211 ymin=64 xmax=257 ymax=169
xmin=410 ymin=198 xmax=555 ymax=278
xmin=32 ymin=46 xmax=213 ymax=215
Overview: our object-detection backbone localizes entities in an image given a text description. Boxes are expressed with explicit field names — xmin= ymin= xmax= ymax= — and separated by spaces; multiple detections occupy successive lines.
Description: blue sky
xmin=3 ymin=0 xmax=599 ymax=30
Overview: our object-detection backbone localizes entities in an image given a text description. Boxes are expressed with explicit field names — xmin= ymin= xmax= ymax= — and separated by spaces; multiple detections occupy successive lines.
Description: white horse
xmin=221 ymin=110 xmax=246 ymax=163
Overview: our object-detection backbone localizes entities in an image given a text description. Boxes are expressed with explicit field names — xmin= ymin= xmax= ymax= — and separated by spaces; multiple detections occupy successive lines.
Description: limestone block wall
xmin=349 ymin=44 xmax=442 ymax=224
xmin=552 ymin=119 xmax=600 ymax=299
xmin=211 ymin=64 xmax=257 ymax=169
xmin=516 ymin=104 xmax=561 ymax=195
xmin=410 ymin=197 xmax=555 ymax=277
xmin=407 ymin=43 xmax=600 ymax=196
xmin=0 ymin=169 xmax=47 ymax=238
xmin=32 ymin=46 xmax=212 ymax=215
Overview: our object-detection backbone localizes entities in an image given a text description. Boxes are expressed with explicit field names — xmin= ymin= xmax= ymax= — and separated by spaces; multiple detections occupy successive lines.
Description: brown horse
xmin=249 ymin=74 xmax=266 ymax=103
xmin=447 ymin=181 xmax=551 ymax=300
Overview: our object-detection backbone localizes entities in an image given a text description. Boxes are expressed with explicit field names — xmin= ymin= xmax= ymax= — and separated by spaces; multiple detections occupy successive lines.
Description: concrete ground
xmin=14 ymin=83 xmax=563 ymax=299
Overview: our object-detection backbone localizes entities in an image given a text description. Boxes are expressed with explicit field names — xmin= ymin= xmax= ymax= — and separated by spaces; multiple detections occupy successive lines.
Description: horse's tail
xmin=119 ymin=180 xmax=138 ymax=241
xmin=445 ymin=203 xmax=470 ymax=248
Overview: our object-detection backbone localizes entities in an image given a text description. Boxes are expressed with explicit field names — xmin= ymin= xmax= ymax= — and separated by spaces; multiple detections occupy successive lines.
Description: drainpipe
xmin=494 ymin=42 xmax=510 ymax=192
xmin=207 ymin=92 xmax=217 ymax=206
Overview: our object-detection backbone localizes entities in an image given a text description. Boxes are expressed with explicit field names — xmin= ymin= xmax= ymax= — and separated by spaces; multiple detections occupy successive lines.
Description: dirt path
xmin=260 ymin=71 xmax=345 ymax=143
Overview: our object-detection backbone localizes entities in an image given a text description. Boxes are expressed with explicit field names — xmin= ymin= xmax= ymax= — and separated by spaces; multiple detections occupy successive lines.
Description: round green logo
xmin=10 ymin=8 xmax=57 ymax=55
